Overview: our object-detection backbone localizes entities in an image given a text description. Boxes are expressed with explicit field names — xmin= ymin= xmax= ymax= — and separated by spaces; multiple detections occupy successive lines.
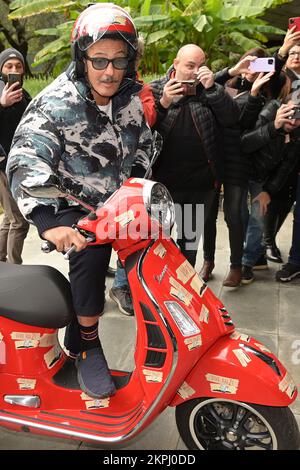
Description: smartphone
xmin=249 ymin=57 xmax=275 ymax=73
xmin=288 ymin=17 xmax=300 ymax=32
xmin=7 ymin=73 xmax=22 ymax=88
xmin=290 ymin=106 xmax=300 ymax=119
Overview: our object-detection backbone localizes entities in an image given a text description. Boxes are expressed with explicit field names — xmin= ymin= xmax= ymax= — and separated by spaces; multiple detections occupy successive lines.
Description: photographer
xmin=150 ymin=44 xmax=239 ymax=267
xmin=0 ymin=48 xmax=30 ymax=264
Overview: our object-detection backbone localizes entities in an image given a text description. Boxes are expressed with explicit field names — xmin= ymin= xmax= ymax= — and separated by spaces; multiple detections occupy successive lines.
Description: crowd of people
xmin=1 ymin=3 xmax=300 ymax=398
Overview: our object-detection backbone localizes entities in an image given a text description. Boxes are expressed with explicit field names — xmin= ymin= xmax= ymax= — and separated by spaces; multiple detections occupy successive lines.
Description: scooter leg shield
xmin=171 ymin=333 xmax=297 ymax=408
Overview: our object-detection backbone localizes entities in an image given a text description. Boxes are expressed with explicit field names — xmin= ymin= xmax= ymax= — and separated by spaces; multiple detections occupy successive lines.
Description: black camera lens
xmin=290 ymin=19 xmax=295 ymax=23
xmin=268 ymin=59 xmax=273 ymax=64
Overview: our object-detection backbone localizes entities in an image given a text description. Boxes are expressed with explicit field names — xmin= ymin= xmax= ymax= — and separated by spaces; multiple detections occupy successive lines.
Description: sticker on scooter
xmin=142 ymin=369 xmax=163 ymax=383
xmin=11 ymin=332 xmax=41 ymax=341
xmin=176 ymin=260 xmax=195 ymax=284
xmin=199 ymin=304 xmax=209 ymax=323
xmin=114 ymin=210 xmax=135 ymax=227
xmin=169 ymin=277 xmax=193 ymax=306
xmin=43 ymin=346 xmax=62 ymax=369
xmin=190 ymin=274 xmax=206 ymax=297
xmin=279 ymin=372 xmax=296 ymax=399
xmin=17 ymin=378 xmax=36 ymax=390
xmin=153 ymin=243 xmax=167 ymax=259
xmin=232 ymin=348 xmax=252 ymax=367
xmin=177 ymin=381 xmax=196 ymax=399
xmin=39 ymin=333 xmax=57 ymax=347
xmin=15 ymin=339 xmax=39 ymax=349
xmin=184 ymin=335 xmax=202 ymax=350
xmin=206 ymin=373 xmax=239 ymax=394
xmin=0 ymin=333 xmax=6 ymax=364
xmin=230 ymin=331 xmax=251 ymax=342
xmin=80 ymin=393 xmax=110 ymax=409
xmin=253 ymin=342 xmax=271 ymax=353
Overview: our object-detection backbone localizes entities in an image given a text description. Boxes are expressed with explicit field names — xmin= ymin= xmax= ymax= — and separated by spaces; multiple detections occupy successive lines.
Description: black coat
xmin=0 ymin=78 xmax=31 ymax=169
xmin=241 ymin=100 xmax=300 ymax=196
xmin=150 ymin=67 xmax=240 ymax=186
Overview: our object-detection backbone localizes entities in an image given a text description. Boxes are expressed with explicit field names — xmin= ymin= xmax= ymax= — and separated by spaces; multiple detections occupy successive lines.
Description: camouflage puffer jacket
xmin=6 ymin=69 xmax=152 ymax=220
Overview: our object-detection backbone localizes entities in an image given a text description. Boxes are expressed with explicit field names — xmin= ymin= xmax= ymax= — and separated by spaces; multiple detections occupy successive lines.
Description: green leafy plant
xmin=8 ymin=0 xmax=292 ymax=75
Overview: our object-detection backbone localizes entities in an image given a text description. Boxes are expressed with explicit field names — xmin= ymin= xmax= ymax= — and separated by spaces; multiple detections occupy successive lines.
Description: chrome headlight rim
xmin=142 ymin=181 xmax=175 ymax=231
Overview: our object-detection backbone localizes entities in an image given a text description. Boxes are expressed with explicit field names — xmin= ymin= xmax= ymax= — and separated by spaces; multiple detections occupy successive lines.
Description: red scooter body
xmin=0 ymin=178 xmax=299 ymax=449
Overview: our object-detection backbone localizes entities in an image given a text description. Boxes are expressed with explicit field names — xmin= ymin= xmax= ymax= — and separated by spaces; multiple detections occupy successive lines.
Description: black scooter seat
xmin=0 ymin=261 xmax=74 ymax=328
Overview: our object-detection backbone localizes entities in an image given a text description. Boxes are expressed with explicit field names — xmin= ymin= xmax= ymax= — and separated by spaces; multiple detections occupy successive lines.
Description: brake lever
xmin=63 ymin=236 xmax=95 ymax=260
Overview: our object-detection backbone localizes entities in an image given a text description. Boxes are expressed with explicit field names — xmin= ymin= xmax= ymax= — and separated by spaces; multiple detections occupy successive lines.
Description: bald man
xmin=150 ymin=44 xmax=239 ymax=268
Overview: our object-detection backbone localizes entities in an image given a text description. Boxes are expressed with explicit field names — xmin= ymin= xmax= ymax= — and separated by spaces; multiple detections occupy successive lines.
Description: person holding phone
xmin=0 ymin=48 xmax=30 ymax=264
xmin=150 ymin=44 xmax=240 ymax=267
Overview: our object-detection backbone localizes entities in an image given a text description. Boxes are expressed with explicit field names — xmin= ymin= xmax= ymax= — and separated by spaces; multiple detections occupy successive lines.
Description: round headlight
xmin=143 ymin=182 xmax=175 ymax=232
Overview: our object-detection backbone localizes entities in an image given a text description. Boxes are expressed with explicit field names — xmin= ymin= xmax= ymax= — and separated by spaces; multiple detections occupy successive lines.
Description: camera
xmin=177 ymin=79 xmax=197 ymax=96
xmin=288 ymin=17 xmax=300 ymax=32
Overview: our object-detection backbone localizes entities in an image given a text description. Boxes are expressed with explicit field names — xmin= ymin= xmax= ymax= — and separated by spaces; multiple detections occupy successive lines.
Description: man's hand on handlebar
xmin=42 ymin=226 xmax=88 ymax=253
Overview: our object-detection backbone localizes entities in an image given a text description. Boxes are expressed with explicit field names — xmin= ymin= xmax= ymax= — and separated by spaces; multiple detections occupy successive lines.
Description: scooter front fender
xmin=171 ymin=332 xmax=297 ymax=407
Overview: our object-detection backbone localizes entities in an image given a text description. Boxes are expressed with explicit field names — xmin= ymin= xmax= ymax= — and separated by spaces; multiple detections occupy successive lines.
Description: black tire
xmin=176 ymin=397 xmax=300 ymax=450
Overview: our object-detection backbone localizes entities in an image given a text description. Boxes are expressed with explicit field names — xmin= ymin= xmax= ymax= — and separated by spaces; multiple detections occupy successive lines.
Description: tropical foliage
xmin=7 ymin=0 xmax=293 ymax=75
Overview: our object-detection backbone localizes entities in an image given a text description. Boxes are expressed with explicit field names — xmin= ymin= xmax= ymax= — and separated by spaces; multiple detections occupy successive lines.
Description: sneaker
xmin=253 ymin=254 xmax=268 ymax=270
xmin=276 ymin=263 xmax=300 ymax=282
xmin=76 ymin=347 xmax=116 ymax=399
xmin=241 ymin=265 xmax=254 ymax=285
xmin=109 ymin=286 xmax=134 ymax=316
xmin=265 ymin=244 xmax=283 ymax=264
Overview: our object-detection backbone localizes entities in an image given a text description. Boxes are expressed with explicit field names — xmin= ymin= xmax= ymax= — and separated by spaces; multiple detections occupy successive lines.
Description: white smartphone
xmin=249 ymin=57 xmax=275 ymax=73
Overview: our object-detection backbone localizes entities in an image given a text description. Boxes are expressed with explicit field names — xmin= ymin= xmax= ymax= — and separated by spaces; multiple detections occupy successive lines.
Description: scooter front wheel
xmin=175 ymin=397 xmax=300 ymax=450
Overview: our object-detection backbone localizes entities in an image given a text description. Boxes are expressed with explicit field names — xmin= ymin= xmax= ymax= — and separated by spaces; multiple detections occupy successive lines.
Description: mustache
xmin=98 ymin=77 xmax=119 ymax=84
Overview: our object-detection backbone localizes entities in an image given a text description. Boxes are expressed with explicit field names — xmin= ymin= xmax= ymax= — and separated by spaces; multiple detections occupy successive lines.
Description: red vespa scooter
xmin=0 ymin=177 xmax=299 ymax=450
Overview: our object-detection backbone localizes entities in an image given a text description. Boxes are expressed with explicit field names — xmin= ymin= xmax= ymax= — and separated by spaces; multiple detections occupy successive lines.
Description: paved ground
xmin=0 ymin=212 xmax=299 ymax=450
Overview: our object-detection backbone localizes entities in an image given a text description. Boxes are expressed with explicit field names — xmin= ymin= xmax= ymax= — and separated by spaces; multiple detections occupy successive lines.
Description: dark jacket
xmin=215 ymin=68 xmax=266 ymax=188
xmin=0 ymin=78 xmax=31 ymax=170
xmin=150 ymin=66 xmax=240 ymax=187
xmin=241 ymin=100 xmax=300 ymax=196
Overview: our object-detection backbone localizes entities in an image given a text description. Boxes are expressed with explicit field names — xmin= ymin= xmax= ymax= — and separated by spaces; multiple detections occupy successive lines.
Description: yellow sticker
xmin=11 ymin=332 xmax=41 ymax=341
xmin=279 ymin=372 xmax=296 ymax=398
xmin=170 ymin=277 xmax=193 ymax=306
xmin=17 ymin=378 xmax=36 ymax=390
xmin=206 ymin=373 xmax=239 ymax=389
xmin=15 ymin=339 xmax=39 ymax=349
xmin=177 ymin=382 xmax=196 ymax=399
xmin=190 ymin=274 xmax=206 ymax=297
xmin=153 ymin=243 xmax=167 ymax=259
xmin=43 ymin=346 xmax=61 ymax=369
xmin=39 ymin=333 xmax=57 ymax=348
xmin=230 ymin=331 xmax=251 ymax=342
xmin=0 ymin=332 xmax=3 ymax=341
xmin=142 ymin=369 xmax=163 ymax=383
xmin=114 ymin=210 xmax=135 ymax=227
xmin=209 ymin=383 xmax=238 ymax=395
xmin=232 ymin=349 xmax=252 ymax=367
xmin=184 ymin=335 xmax=202 ymax=350
xmin=199 ymin=304 xmax=209 ymax=323
xmin=85 ymin=398 xmax=110 ymax=410
xmin=176 ymin=260 xmax=195 ymax=284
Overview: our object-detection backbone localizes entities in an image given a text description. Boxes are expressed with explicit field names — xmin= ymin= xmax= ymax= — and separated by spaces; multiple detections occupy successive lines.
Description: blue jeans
xmin=289 ymin=173 xmax=300 ymax=266
xmin=242 ymin=180 xmax=265 ymax=267
xmin=112 ymin=262 xmax=129 ymax=289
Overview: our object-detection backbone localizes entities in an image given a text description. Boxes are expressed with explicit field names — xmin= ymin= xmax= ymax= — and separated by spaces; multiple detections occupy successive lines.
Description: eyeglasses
xmin=289 ymin=52 xmax=300 ymax=58
xmin=85 ymin=56 xmax=129 ymax=70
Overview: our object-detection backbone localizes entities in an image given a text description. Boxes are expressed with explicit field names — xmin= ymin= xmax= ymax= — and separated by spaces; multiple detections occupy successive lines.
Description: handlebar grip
xmin=41 ymin=240 xmax=56 ymax=253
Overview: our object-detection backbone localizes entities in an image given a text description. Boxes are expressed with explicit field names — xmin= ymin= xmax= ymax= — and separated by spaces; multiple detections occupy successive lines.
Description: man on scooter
xmin=6 ymin=4 xmax=152 ymax=399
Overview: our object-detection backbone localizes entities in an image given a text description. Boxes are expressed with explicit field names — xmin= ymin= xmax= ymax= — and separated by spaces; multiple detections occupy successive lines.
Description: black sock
xmin=79 ymin=322 xmax=101 ymax=352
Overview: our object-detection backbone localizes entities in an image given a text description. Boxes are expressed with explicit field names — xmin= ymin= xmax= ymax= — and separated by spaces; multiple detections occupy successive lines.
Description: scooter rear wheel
xmin=175 ymin=397 xmax=300 ymax=450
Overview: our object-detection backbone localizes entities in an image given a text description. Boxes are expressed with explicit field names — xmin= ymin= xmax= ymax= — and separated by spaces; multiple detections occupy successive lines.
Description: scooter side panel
xmin=170 ymin=333 xmax=297 ymax=407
